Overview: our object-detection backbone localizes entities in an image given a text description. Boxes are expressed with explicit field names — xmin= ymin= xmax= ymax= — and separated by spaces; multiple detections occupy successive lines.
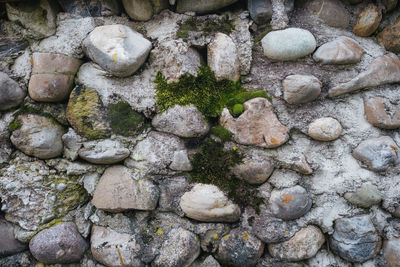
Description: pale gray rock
xmin=0 ymin=72 xmax=25 ymax=111
xmin=78 ymin=139 xmax=130 ymax=164
xmin=62 ymin=128 xmax=84 ymax=161
xmin=83 ymin=24 xmax=152 ymax=77
xmin=344 ymin=184 xmax=382 ymax=208
xmin=45 ymin=158 xmax=101 ymax=176
xmin=29 ymin=222 xmax=88 ymax=264
xmin=122 ymin=0 xmax=153 ymax=21
xmin=180 ymin=184 xmax=241 ymax=222
xmin=92 ymin=165 xmax=159 ymax=211
xmin=230 ymin=12 xmax=253 ymax=76
xmin=364 ymin=96 xmax=400 ymax=129
xmin=384 ymin=238 xmax=400 ymax=267
xmin=307 ymin=249 xmax=352 ymax=267
xmin=313 ymin=37 xmax=363 ymax=65
xmin=270 ymin=0 xmax=292 ymax=30
xmin=261 ymin=28 xmax=316 ymax=61
xmin=267 ymin=169 xmax=299 ymax=189
xmin=330 ymin=215 xmax=382 ymax=263
xmin=308 ymin=117 xmax=342 ymax=141
xmin=152 ymin=104 xmax=209 ymax=138
xmin=176 ymin=0 xmax=238 ymax=14
xmin=352 ymin=136 xmax=398 ymax=172
xmin=282 ymin=74 xmax=321 ymax=104
xmin=0 ymin=113 xmax=14 ymax=165
xmin=0 ymin=216 xmax=26 ymax=256
xmin=158 ymin=177 xmax=189 ymax=216
xmin=170 ymin=150 xmax=193 ymax=171
xmin=191 ymin=255 xmax=220 ymax=267
xmin=152 ymin=228 xmax=200 ymax=267
xmin=10 ymin=114 xmax=65 ymax=159
xmin=306 ymin=0 xmax=350 ymax=28
xmin=195 ymin=223 xmax=230 ymax=254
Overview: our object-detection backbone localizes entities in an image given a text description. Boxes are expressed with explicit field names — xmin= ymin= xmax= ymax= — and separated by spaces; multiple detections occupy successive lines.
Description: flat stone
xmin=330 ymin=215 xmax=382 ymax=263
xmin=384 ymin=238 xmax=400 ymax=267
xmin=282 ymin=74 xmax=321 ymax=104
xmin=329 ymin=53 xmax=400 ymax=97
xmin=0 ymin=216 xmax=26 ymax=256
xmin=152 ymin=104 xmax=210 ymax=138
xmin=364 ymin=96 xmax=400 ymax=129
xmin=269 ymin=185 xmax=312 ymax=220
xmin=220 ymin=97 xmax=289 ymax=148
xmin=268 ymin=226 xmax=325 ymax=261
xmin=78 ymin=139 xmax=129 ymax=164
xmin=344 ymin=184 xmax=382 ymax=208
xmin=0 ymin=72 xmax=25 ymax=111
xmin=152 ymin=228 xmax=200 ymax=267
xmin=28 ymin=53 xmax=82 ymax=102
xmin=83 ymin=24 xmax=152 ymax=77
xmin=10 ymin=114 xmax=65 ymax=159
xmin=378 ymin=17 xmax=400 ymax=54
xmin=91 ymin=225 xmax=144 ymax=267
xmin=308 ymin=117 xmax=342 ymax=141
xmin=208 ymin=32 xmax=240 ymax=81
xmin=306 ymin=0 xmax=350 ymax=28
xmin=313 ymin=36 xmax=363 ymax=65
xmin=92 ymin=165 xmax=159 ymax=211
xmin=176 ymin=0 xmax=238 ymax=14
xmin=122 ymin=0 xmax=153 ymax=21
xmin=56 ymin=0 xmax=121 ymax=17
xmin=353 ymin=4 xmax=382 ymax=37
xmin=29 ymin=222 xmax=88 ymax=264
xmin=158 ymin=176 xmax=188 ymax=216
xmin=180 ymin=184 xmax=241 ymax=222
xmin=352 ymin=136 xmax=398 ymax=172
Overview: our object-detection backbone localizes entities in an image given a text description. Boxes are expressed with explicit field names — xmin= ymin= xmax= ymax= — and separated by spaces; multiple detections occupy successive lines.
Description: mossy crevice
xmin=108 ymin=101 xmax=146 ymax=137
xmin=210 ymin=125 xmax=233 ymax=142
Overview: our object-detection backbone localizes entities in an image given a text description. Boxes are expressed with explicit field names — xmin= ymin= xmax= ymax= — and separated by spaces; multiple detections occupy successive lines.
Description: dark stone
xmin=0 ymin=72 xmax=26 ymax=111
xmin=56 ymin=0 xmax=121 ymax=17
xmin=248 ymin=0 xmax=294 ymax=25
xmin=0 ymin=38 xmax=29 ymax=58
xmin=0 ymin=216 xmax=26 ymax=256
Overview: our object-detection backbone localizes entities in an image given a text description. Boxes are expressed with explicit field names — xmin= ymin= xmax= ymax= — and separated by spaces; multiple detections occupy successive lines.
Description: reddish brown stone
xmin=364 ymin=97 xmax=400 ymax=129
xmin=353 ymin=4 xmax=382 ymax=37
xmin=378 ymin=17 xmax=400 ymax=54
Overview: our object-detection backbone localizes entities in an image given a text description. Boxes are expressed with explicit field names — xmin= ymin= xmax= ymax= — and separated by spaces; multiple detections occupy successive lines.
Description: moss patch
xmin=8 ymin=119 xmax=21 ymax=132
xmin=232 ymin=103 xmax=244 ymax=116
xmin=108 ymin=101 xmax=146 ymax=136
xmin=210 ymin=125 xmax=233 ymax=142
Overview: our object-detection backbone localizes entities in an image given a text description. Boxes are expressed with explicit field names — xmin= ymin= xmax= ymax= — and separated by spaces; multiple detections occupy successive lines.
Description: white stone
xmin=308 ymin=117 xmax=342 ymax=141
xmin=78 ymin=139 xmax=130 ymax=164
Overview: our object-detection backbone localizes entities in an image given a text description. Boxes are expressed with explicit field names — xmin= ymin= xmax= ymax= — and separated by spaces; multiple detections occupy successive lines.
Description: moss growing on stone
xmin=177 ymin=15 xmax=235 ymax=40
xmin=8 ymin=119 xmax=21 ymax=132
xmin=232 ymin=103 xmax=244 ymax=116
xmin=210 ymin=125 xmax=233 ymax=142
xmin=108 ymin=101 xmax=146 ymax=136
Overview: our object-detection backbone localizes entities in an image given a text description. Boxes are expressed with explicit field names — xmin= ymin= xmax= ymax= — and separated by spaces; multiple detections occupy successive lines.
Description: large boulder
xmin=0 ymin=72 xmax=25 ymax=111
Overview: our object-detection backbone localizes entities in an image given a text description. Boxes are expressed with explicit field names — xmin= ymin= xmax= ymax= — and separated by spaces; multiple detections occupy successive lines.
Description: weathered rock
xmin=306 ymin=0 xmax=350 ymax=28
xmin=364 ymin=95 xmax=400 ymax=129
xmin=6 ymin=0 xmax=59 ymax=38
xmin=158 ymin=176 xmax=188 ymax=216
xmin=0 ymin=216 xmax=26 ymax=256
xmin=378 ymin=17 xmax=400 ymax=56
xmin=330 ymin=215 xmax=382 ymax=263
xmin=151 ymin=0 xmax=169 ymax=13
xmin=176 ymin=0 xmax=238 ymax=14
xmin=267 ymin=169 xmax=299 ymax=189
xmin=83 ymin=24 xmax=152 ymax=77
xmin=66 ymin=85 xmax=111 ymax=140
xmin=268 ymin=226 xmax=325 ymax=261
xmin=56 ymin=0 xmax=121 ymax=17
xmin=269 ymin=185 xmax=312 ymax=220
xmin=191 ymin=255 xmax=220 ymax=267
xmin=78 ymin=139 xmax=130 ymax=164
xmin=10 ymin=114 xmax=65 ymax=159
xmin=262 ymin=28 xmax=316 ymax=61
xmin=28 ymin=53 xmax=82 ymax=102
xmin=382 ymin=0 xmax=398 ymax=11
xmin=29 ymin=222 xmax=88 ymax=264
xmin=91 ymin=225 xmax=144 ymax=267
xmin=313 ymin=36 xmax=363 ymax=65
xmin=282 ymin=74 xmax=321 ymax=104
xmin=220 ymin=97 xmax=289 ymax=148
xmin=344 ymin=184 xmax=382 ymax=208
xmin=384 ymin=238 xmax=400 ymax=267
xmin=0 ymin=72 xmax=25 ymax=111
xmin=0 ymin=38 xmax=28 ymax=59
xmin=122 ymin=0 xmax=153 ymax=21
xmin=92 ymin=165 xmax=159 ymax=211
xmin=352 ymin=136 xmax=398 ymax=172
xmin=248 ymin=0 xmax=293 ymax=25
xmin=152 ymin=228 xmax=200 ymax=267
xmin=329 ymin=53 xmax=400 ymax=97
xmin=62 ymin=128 xmax=84 ymax=161
xmin=308 ymin=117 xmax=342 ymax=141
xmin=353 ymin=4 xmax=382 ymax=37
xmin=180 ymin=184 xmax=241 ymax=222
xmin=207 ymin=32 xmax=240 ymax=81
xmin=152 ymin=104 xmax=210 ymax=138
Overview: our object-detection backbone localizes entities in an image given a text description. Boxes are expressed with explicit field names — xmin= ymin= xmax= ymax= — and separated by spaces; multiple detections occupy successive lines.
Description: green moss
xmin=232 ymin=104 xmax=244 ymax=116
xmin=8 ymin=119 xmax=21 ymax=132
xmin=108 ymin=101 xmax=146 ymax=136
xmin=210 ymin=125 xmax=233 ymax=142
xmin=177 ymin=15 xmax=235 ymax=40
xmin=12 ymin=104 xmax=56 ymax=120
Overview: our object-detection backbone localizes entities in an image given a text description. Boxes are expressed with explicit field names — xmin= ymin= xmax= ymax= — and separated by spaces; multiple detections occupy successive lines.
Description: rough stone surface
xmin=56 ymin=0 xmax=121 ymax=17
xmin=158 ymin=176 xmax=188 ymax=216
xmin=191 ymin=255 xmax=221 ymax=267
xmin=29 ymin=222 xmax=88 ymax=264
xmin=152 ymin=104 xmax=210 ymax=138
xmin=180 ymin=184 xmax=241 ymax=222
xmin=364 ymin=96 xmax=400 ymax=130
xmin=261 ymin=28 xmax=316 ymax=61
xmin=268 ymin=226 xmax=325 ymax=261
xmin=176 ymin=0 xmax=238 ymax=14
xmin=0 ymin=72 xmax=25 ymax=111
xmin=352 ymin=136 xmax=398 ymax=172
xmin=92 ymin=165 xmax=159 ymax=211
xmin=83 ymin=24 xmax=152 ymax=77
xmin=282 ymin=74 xmax=321 ymax=104
xmin=0 ymin=216 xmax=26 ymax=256
xmin=330 ymin=215 xmax=382 ymax=263
xmin=306 ymin=0 xmax=350 ymax=28
xmin=378 ymin=17 xmax=400 ymax=54
xmin=122 ymin=0 xmax=153 ymax=21
xmin=78 ymin=139 xmax=130 ymax=164
xmin=220 ymin=97 xmax=289 ymax=148
xmin=10 ymin=114 xmax=65 ymax=159
xmin=384 ymin=238 xmax=400 ymax=267
xmin=308 ymin=117 xmax=342 ymax=141
xmin=62 ymin=128 xmax=84 ymax=161
xmin=248 ymin=0 xmax=293 ymax=25
xmin=344 ymin=184 xmax=382 ymax=208
xmin=353 ymin=4 xmax=382 ymax=37
xmin=313 ymin=37 xmax=363 ymax=65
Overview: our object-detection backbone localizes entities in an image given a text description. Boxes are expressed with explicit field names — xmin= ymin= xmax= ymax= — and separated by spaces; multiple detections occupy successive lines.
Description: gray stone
xmin=0 ymin=113 xmax=13 ymax=165
xmin=268 ymin=226 xmax=325 ymax=261
xmin=269 ymin=185 xmax=312 ymax=220
xmin=282 ymin=74 xmax=321 ymax=104
xmin=176 ymin=0 xmax=238 ymax=14
xmin=0 ymin=72 xmax=25 ymax=111
xmin=308 ymin=117 xmax=342 ymax=141
xmin=196 ymin=224 xmax=229 ymax=253
xmin=191 ymin=255 xmax=220 ymax=267
xmin=306 ymin=0 xmax=350 ymax=28
xmin=29 ymin=222 xmax=88 ymax=264
xmin=364 ymin=96 xmax=400 ymax=129
xmin=230 ymin=12 xmax=253 ymax=76
xmin=313 ymin=36 xmax=363 ymax=65
xmin=62 ymin=128 xmax=84 ymax=161
xmin=0 ymin=216 xmax=26 ymax=256
xmin=0 ymin=38 xmax=28 ymax=59
xmin=57 ymin=0 xmax=121 ymax=17
xmin=267 ymin=169 xmax=299 ymax=189
xmin=384 ymin=238 xmax=400 ymax=267
xmin=10 ymin=114 xmax=65 ymax=159
xmin=170 ymin=150 xmax=193 ymax=171
xmin=92 ymin=165 xmax=160 ymax=211
xmin=152 ymin=104 xmax=210 ymax=138
xmin=83 ymin=24 xmax=152 ymax=77
xmin=261 ymin=28 xmax=316 ymax=61
xmin=248 ymin=0 xmax=293 ymax=25
xmin=122 ymin=0 xmax=153 ymax=21
xmin=158 ymin=176 xmax=189 ymax=216
xmin=216 ymin=228 xmax=264 ymax=267
xmin=344 ymin=184 xmax=382 ymax=208
xmin=330 ymin=215 xmax=382 ymax=263
xmin=78 ymin=139 xmax=130 ymax=164
xmin=352 ymin=136 xmax=398 ymax=172
xmin=152 ymin=228 xmax=200 ymax=267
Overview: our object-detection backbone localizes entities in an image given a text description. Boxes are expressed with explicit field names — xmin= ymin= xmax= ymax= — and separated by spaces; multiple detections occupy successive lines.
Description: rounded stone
xmin=384 ymin=238 xmax=400 ymax=267
xmin=364 ymin=96 xmax=400 ymax=130
xmin=307 ymin=0 xmax=350 ymax=29
xmin=308 ymin=117 xmax=342 ymax=141
xmin=313 ymin=36 xmax=363 ymax=65
xmin=0 ymin=72 xmax=25 ymax=111
xmin=0 ymin=216 xmax=26 ymax=256
xmin=344 ymin=184 xmax=382 ymax=208
xmin=176 ymin=0 xmax=238 ymax=13
xmin=378 ymin=17 xmax=400 ymax=54
xmin=78 ymin=139 xmax=130 ymax=164
xmin=122 ymin=0 xmax=153 ymax=21
xmin=29 ymin=222 xmax=88 ymax=264
xmin=231 ymin=151 xmax=274 ymax=185
xmin=353 ymin=3 xmax=382 ymax=37
xmin=282 ymin=74 xmax=321 ymax=104
xmin=261 ymin=28 xmax=316 ymax=61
